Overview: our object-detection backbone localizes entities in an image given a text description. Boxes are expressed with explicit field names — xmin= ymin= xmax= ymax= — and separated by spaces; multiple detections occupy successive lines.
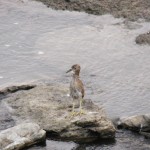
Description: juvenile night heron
xmin=66 ymin=64 xmax=85 ymax=115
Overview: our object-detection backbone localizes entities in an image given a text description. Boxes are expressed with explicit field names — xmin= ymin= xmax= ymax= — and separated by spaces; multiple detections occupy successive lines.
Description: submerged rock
xmin=3 ymin=84 xmax=115 ymax=142
xmin=0 ymin=123 xmax=46 ymax=150
xmin=136 ymin=32 xmax=150 ymax=45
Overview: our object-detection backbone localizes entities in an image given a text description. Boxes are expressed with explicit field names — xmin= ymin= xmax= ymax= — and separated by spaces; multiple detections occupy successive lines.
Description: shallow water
xmin=0 ymin=0 xmax=150 ymax=149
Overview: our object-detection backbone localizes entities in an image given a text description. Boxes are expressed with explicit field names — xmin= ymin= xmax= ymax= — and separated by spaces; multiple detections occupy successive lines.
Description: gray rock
xmin=0 ymin=123 xmax=46 ymax=150
xmin=136 ymin=32 xmax=150 ymax=45
xmin=119 ymin=114 xmax=150 ymax=132
xmin=119 ymin=114 xmax=150 ymax=138
xmin=4 ymin=84 xmax=115 ymax=142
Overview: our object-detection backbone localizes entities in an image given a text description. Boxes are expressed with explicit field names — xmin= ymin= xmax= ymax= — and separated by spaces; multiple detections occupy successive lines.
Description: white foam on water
xmin=14 ymin=22 xmax=18 ymax=25
xmin=5 ymin=44 xmax=10 ymax=47
xmin=0 ymin=76 xmax=4 ymax=79
xmin=38 ymin=51 xmax=44 ymax=55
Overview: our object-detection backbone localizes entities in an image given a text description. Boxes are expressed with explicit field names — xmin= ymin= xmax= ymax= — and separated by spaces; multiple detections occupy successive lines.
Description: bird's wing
xmin=76 ymin=78 xmax=84 ymax=98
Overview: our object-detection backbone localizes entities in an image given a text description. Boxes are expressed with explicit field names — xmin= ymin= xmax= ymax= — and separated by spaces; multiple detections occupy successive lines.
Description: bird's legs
xmin=72 ymin=102 xmax=75 ymax=114
xmin=79 ymin=98 xmax=85 ymax=115
xmin=70 ymin=101 xmax=77 ymax=117
xmin=69 ymin=99 xmax=85 ymax=117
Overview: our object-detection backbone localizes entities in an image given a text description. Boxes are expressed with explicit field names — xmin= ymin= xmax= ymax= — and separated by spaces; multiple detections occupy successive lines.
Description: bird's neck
xmin=72 ymin=74 xmax=79 ymax=79
xmin=75 ymin=70 xmax=80 ymax=76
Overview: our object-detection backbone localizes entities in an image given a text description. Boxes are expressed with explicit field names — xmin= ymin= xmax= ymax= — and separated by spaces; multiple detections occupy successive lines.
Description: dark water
xmin=0 ymin=0 xmax=150 ymax=149
xmin=28 ymin=131 xmax=150 ymax=150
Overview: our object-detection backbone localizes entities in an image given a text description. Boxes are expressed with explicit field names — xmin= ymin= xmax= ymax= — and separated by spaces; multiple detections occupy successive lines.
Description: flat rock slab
xmin=3 ymin=84 xmax=115 ymax=142
xmin=0 ymin=123 xmax=46 ymax=150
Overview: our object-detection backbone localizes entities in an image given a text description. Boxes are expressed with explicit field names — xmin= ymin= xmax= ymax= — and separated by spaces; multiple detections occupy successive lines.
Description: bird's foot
xmin=69 ymin=111 xmax=78 ymax=117
xmin=78 ymin=109 xmax=86 ymax=116
xmin=68 ymin=110 xmax=86 ymax=119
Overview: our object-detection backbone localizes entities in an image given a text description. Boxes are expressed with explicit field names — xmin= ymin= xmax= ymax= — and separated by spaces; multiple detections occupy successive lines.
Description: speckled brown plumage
xmin=66 ymin=64 xmax=85 ymax=115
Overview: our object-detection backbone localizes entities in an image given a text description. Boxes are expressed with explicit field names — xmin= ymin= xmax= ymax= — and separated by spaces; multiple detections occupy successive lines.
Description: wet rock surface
xmin=35 ymin=0 xmax=150 ymax=21
xmin=136 ymin=31 xmax=150 ymax=45
xmin=0 ymin=123 xmax=46 ymax=150
xmin=2 ymin=84 xmax=115 ymax=142
xmin=118 ymin=114 xmax=150 ymax=138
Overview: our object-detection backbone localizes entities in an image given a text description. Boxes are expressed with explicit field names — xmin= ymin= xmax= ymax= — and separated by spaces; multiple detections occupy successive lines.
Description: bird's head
xmin=66 ymin=64 xmax=81 ymax=76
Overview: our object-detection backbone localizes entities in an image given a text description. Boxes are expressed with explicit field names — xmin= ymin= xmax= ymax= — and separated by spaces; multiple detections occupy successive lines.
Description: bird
xmin=66 ymin=64 xmax=85 ymax=116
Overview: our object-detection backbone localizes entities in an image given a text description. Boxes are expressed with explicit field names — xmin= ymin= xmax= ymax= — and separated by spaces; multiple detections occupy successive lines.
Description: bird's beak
xmin=66 ymin=68 xmax=72 ymax=73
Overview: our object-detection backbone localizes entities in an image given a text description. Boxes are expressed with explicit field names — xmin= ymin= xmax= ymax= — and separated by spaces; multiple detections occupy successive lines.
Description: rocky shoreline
xmin=0 ymin=83 xmax=150 ymax=149
xmin=0 ymin=83 xmax=116 ymax=149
